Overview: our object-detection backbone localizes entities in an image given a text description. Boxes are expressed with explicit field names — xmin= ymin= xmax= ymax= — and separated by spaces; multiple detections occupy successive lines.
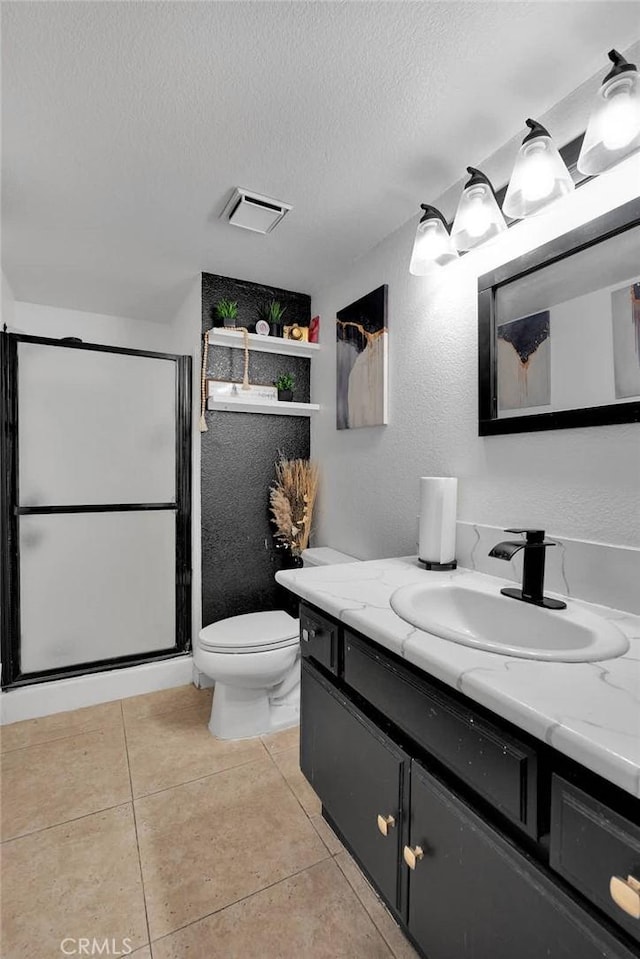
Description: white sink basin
xmin=390 ymin=578 xmax=629 ymax=662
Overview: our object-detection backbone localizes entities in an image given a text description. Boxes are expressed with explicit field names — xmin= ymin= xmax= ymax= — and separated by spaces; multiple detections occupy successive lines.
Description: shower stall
xmin=0 ymin=333 xmax=192 ymax=688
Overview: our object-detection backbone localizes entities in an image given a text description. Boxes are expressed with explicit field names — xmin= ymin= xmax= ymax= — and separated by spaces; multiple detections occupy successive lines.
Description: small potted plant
xmin=215 ymin=299 xmax=238 ymax=329
xmin=274 ymin=373 xmax=295 ymax=402
xmin=258 ymin=299 xmax=286 ymax=337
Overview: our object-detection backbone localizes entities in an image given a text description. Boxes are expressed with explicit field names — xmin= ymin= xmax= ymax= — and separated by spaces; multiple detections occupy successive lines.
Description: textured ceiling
xmin=2 ymin=1 xmax=639 ymax=322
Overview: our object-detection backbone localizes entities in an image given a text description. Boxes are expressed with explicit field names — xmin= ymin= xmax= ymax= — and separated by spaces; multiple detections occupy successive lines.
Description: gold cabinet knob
xmin=403 ymin=845 xmax=424 ymax=870
xmin=610 ymin=875 xmax=640 ymax=919
xmin=377 ymin=814 xmax=395 ymax=837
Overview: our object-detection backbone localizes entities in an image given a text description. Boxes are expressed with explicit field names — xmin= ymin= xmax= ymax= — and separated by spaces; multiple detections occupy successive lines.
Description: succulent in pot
xmin=274 ymin=372 xmax=295 ymax=402
xmin=258 ymin=299 xmax=286 ymax=337
xmin=215 ymin=299 xmax=239 ymax=329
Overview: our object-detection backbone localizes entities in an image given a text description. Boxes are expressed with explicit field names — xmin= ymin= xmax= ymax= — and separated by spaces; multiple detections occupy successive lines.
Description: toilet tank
xmin=301 ymin=547 xmax=359 ymax=567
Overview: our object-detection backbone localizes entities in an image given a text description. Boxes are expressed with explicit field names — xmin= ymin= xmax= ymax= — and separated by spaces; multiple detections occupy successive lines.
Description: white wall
xmin=168 ymin=278 xmax=203 ymax=646
xmin=2 ymin=271 xmax=16 ymax=328
xmin=311 ymin=66 xmax=640 ymax=558
xmin=11 ymin=300 xmax=178 ymax=352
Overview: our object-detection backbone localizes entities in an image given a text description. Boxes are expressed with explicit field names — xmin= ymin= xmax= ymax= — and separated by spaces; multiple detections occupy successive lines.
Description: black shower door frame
xmin=0 ymin=332 xmax=192 ymax=689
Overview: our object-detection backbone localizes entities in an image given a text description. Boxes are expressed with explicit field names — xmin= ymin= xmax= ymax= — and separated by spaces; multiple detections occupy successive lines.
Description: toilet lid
xmin=199 ymin=610 xmax=299 ymax=653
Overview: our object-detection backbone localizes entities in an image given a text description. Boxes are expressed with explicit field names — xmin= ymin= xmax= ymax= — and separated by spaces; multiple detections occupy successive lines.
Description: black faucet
xmin=488 ymin=529 xmax=566 ymax=610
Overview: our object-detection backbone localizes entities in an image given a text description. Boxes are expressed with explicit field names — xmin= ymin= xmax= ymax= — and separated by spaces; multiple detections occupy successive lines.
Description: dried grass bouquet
xmin=269 ymin=456 xmax=319 ymax=558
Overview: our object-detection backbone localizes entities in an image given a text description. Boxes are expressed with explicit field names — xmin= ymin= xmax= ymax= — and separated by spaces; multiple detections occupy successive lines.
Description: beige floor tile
xmin=310 ymin=814 xmax=345 ymax=855
xmin=260 ymin=723 xmax=300 ymax=756
xmin=132 ymin=949 xmax=152 ymax=959
xmin=271 ymin=743 xmax=322 ymax=816
xmin=336 ymin=852 xmax=420 ymax=959
xmin=151 ymin=858 xmax=393 ymax=959
xmin=136 ymin=757 xmax=328 ymax=940
xmin=0 ymin=700 xmax=123 ymax=753
xmin=125 ymin=703 xmax=265 ymax=797
xmin=1 ymin=725 xmax=131 ymax=840
xmin=1 ymin=804 xmax=148 ymax=959
xmin=122 ymin=684 xmax=212 ymax=722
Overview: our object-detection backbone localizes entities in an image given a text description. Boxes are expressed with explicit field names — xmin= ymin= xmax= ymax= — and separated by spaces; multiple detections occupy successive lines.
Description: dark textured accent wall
xmin=201 ymin=273 xmax=311 ymax=628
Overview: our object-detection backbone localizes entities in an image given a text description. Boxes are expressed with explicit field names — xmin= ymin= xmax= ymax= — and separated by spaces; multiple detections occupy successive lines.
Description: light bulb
xmin=464 ymin=190 xmax=492 ymax=237
xmin=520 ymin=142 xmax=556 ymax=202
xmin=416 ymin=222 xmax=446 ymax=258
xmin=601 ymin=78 xmax=639 ymax=149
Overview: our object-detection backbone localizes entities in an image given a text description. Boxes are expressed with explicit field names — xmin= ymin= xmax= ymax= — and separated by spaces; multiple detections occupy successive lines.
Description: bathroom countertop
xmin=276 ymin=558 xmax=640 ymax=799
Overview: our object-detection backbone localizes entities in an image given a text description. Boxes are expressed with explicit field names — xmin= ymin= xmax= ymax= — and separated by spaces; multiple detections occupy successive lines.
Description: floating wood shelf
xmin=207 ymin=397 xmax=319 ymax=417
xmin=207 ymin=328 xmax=320 ymax=358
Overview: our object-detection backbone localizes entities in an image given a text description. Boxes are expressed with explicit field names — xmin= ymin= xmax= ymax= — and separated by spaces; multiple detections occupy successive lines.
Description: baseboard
xmin=0 ymin=654 xmax=194 ymax=724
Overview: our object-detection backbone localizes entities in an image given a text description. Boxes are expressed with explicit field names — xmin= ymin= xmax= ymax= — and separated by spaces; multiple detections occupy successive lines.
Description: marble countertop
xmin=276 ymin=558 xmax=640 ymax=799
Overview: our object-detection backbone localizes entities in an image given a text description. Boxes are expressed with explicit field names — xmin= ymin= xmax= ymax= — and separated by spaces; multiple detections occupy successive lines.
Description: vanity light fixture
xmin=503 ymin=119 xmax=575 ymax=218
xmin=409 ymin=204 xmax=459 ymax=275
xmin=451 ymin=166 xmax=508 ymax=251
xmin=577 ymin=50 xmax=640 ymax=175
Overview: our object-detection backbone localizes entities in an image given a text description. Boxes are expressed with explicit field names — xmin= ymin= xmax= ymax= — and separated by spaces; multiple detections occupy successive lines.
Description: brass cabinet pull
xmin=403 ymin=845 xmax=424 ymax=870
xmin=377 ymin=814 xmax=395 ymax=837
xmin=610 ymin=875 xmax=640 ymax=919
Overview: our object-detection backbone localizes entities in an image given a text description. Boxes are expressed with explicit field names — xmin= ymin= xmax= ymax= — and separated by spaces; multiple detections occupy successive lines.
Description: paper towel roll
xmin=418 ymin=477 xmax=458 ymax=565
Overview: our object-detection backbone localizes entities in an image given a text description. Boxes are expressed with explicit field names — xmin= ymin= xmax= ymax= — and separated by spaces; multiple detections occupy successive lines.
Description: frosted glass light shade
xmin=409 ymin=205 xmax=459 ymax=275
xmin=503 ymin=120 xmax=574 ymax=218
xmin=578 ymin=51 xmax=640 ymax=175
xmin=451 ymin=167 xmax=507 ymax=251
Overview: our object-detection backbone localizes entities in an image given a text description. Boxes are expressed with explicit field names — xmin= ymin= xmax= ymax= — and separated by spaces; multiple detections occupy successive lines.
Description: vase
xmin=223 ymin=317 xmax=237 ymax=329
xmin=281 ymin=551 xmax=303 ymax=569
xmin=277 ymin=389 xmax=293 ymax=402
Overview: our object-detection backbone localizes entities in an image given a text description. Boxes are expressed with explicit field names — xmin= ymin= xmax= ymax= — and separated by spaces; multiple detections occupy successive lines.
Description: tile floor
xmin=1 ymin=684 xmax=418 ymax=959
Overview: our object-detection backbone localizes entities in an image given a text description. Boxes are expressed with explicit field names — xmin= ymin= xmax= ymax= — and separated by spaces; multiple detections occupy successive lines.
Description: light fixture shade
xmin=451 ymin=167 xmax=508 ymax=251
xmin=577 ymin=50 xmax=640 ymax=175
xmin=409 ymin=205 xmax=459 ymax=275
xmin=503 ymin=119 xmax=575 ymax=218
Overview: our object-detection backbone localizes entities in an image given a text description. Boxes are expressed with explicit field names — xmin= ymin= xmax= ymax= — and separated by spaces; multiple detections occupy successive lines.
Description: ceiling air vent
xmin=222 ymin=188 xmax=292 ymax=235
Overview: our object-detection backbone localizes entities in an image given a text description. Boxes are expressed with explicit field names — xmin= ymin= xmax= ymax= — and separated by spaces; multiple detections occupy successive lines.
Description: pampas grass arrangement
xmin=269 ymin=456 xmax=319 ymax=557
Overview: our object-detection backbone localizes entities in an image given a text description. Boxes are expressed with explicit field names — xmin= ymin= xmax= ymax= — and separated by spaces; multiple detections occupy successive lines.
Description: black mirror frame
xmin=478 ymin=196 xmax=640 ymax=436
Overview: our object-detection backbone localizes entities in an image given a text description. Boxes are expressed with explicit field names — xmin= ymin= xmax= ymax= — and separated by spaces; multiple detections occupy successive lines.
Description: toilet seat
xmin=199 ymin=610 xmax=299 ymax=655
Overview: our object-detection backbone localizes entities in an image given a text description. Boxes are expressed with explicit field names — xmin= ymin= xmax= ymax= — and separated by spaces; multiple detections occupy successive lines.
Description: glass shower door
xmin=0 ymin=334 xmax=191 ymax=686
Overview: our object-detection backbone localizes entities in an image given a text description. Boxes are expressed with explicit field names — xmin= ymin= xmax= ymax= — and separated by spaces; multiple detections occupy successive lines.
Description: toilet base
xmin=208 ymin=682 xmax=300 ymax=740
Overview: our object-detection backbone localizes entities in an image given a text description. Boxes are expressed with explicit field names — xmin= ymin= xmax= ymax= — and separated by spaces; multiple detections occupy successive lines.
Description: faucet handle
xmin=504 ymin=528 xmax=546 ymax=543
xmin=504 ymin=528 xmax=558 ymax=548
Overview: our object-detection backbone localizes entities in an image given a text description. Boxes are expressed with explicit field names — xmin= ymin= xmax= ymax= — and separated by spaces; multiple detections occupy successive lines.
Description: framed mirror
xmin=478 ymin=197 xmax=640 ymax=435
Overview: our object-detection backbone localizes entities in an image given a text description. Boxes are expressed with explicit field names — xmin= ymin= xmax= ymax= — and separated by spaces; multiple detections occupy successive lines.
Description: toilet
xmin=196 ymin=547 xmax=358 ymax=739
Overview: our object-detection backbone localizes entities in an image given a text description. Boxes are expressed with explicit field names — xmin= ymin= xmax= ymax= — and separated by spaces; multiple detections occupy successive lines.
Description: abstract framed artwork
xmin=336 ymin=285 xmax=388 ymax=430
xmin=497 ymin=310 xmax=551 ymax=412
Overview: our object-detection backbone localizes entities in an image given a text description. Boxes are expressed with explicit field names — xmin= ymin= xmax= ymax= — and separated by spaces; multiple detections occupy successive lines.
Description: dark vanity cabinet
xmin=298 ymin=602 xmax=640 ymax=959
xmin=301 ymin=664 xmax=408 ymax=909
xmin=407 ymin=762 xmax=631 ymax=959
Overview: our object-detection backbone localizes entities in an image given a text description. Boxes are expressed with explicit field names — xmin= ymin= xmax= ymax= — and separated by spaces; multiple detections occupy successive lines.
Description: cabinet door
xmin=300 ymin=661 xmax=408 ymax=910
xmin=550 ymin=775 xmax=640 ymax=945
xmin=407 ymin=761 xmax=635 ymax=959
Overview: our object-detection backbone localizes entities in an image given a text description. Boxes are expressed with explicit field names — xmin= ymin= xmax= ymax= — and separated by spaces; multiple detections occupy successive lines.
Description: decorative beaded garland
xmin=199 ymin=327 xmax=252 ymax=433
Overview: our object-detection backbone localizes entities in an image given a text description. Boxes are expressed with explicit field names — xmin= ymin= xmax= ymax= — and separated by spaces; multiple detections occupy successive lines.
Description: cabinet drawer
xmin=300 ymin=661 xmax=408 ymax=910
xmin=344 ymin=632 xmax=540 ymax=837
xmin=550 ymin=775 xmax=640 ymax=945
xmin=407 ymin=760 xmax=635 ymax=959
xmin=299 ymin=603 xmax=339 ymax=674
